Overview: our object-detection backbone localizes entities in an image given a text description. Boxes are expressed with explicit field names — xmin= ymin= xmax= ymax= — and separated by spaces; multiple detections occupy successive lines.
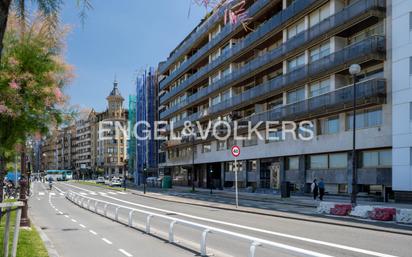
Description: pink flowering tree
xmin=0 ymin=14 xmax=75 ymax=201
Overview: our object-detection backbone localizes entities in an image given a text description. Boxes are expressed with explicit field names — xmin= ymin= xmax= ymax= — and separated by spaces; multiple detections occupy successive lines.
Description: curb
xmin=30 ymin=215 xmax=60 ymax=257
xmin=131 ymin=191 xmax=412 ymax=236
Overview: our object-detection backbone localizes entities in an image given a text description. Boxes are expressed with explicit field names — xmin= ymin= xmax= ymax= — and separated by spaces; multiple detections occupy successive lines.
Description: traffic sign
xmin=231 ymin=145 xmax=240 ymax=157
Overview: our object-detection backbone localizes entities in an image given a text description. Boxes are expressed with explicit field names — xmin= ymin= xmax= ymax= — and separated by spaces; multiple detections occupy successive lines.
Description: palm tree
xmin=0 ymin=0 xmax=91 ymax=58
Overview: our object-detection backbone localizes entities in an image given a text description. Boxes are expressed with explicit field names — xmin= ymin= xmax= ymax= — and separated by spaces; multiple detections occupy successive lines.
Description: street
xmin=29 ymin=181 xmax=411 ymax=257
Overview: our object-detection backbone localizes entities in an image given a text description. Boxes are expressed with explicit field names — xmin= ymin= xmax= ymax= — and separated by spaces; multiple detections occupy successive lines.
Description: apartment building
xmin=57 ymin=125 xmax=76 ymax=170
xmin=74 ymin=110 xmax=96 ymax=177
xmin=95 ymin=80 xmax=128 ymax=178
xmin=158 ymin=0 xmax=412 ymax=202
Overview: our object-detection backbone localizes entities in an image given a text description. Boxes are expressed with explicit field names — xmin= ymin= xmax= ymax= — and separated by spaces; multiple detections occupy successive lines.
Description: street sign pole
xmin=231 ymin=146 xmax=240 ymax=208
xmin=234 ymin=157 xmax=238 ymax=208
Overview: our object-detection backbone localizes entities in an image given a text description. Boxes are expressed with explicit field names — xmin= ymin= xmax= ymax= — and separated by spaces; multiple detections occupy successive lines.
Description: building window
xmin=211 ymin=95 xmax=221 ymax=106
xmin=267 ymin=130 xmax=283 ymax=142
xmin=361 ymin=149 xmax=392 ymax=168
xmin=217 ymin=141 xmax=227 ymax=151
xmin=309 ymin=4 xmax=330 ymax=27
xmin=287 ymin=19 xmax=305 ymax=39
xmin=310 ymin=42 xmax=330 ymax=62
xmin=310 ymin=155 xmax=328 ymax=169
xmin=210 ymin=72 xmax=220 ymax=84
xmin=287 ymin=156 xmax=299 ymax=170
xmin=346 ymin=107 xmax=383 ymax=130
xmin=267 ymin=97 xmax=283 ymax=110
xmin=222 ymin=66 xmax=231 ymax=78
xmin=329 ymin=153 xmax=347 ymax=169
xmin=320 ymin=116 xmax=339 ymax=135
xmin=287 ymin=87 xmax=305 ymax=104
xmin=309 ymin=79 xmax=330 ymax=97
xmin=247 ymin=160 xmax=257 ymax=172
xmin=202 ymin=143 xmax=211 ymax=153
xmin=221 ymin=89 xmax=231 ymax=101
xmin=211 ymin=50 xmax=220 ymax=62
xmin=287 ymin=54 xmax=305 ymax=72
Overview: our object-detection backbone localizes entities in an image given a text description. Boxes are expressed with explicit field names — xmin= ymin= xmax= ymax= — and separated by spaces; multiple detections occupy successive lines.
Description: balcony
xmin=159 ymin=0 xmax=270 ymax=75
xmin=160 ymin=0 xmax=385 ymax=106
xmin=166 ymin=36 xmax=385 ymax=130
xmin=240 ymin=78 xmax=386 ymax=126
xmin=160 ymin=0 xmax=276 ymax=89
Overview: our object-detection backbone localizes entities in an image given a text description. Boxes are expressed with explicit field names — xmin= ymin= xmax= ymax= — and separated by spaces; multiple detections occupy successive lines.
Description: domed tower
xmin=106 ymin=79 xmax=124 ymax=118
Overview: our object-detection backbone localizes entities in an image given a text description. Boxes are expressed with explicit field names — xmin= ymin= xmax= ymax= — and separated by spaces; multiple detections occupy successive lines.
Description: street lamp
xmin=349 ymin=64 xmax=361 ymax=206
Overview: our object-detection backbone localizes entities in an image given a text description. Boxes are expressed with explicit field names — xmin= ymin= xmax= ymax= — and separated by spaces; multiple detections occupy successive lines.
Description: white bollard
xmin=200 ymin=229 xmax=210 ymax=256
xmin=146 ymin=215 xmax=153 ymax=234
xmin=128 ymin=210 xmax=134 ymax=227
xmin=248 ymin=242 xmax=261 ymax=257
xmin=168 ymin=220 xmax=177 ymax=243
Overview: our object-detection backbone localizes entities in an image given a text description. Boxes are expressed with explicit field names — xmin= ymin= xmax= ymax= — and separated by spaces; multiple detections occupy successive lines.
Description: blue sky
xmin=61 ymin=0 xmax=206 ymax=112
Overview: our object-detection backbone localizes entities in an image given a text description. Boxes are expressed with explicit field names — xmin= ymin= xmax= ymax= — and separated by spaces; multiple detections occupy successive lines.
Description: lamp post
xmin=349 ymin=64 xmax=361 ymax=206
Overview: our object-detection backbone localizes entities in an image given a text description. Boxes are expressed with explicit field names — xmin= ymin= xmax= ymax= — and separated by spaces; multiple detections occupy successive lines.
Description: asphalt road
xmin=31 ymin=181 xmax=411 ymax=257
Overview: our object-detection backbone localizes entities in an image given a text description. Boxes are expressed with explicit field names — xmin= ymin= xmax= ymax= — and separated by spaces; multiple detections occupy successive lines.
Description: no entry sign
xmin=231 ymin=145 xmax=240 ymax=157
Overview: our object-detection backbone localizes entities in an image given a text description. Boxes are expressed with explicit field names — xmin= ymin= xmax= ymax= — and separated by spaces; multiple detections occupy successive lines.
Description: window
xmin=329 ymin=153 xmax=347 ymax=169
xmin=349 ymin=22 xmax=384 ymax=45
xmin=309 ymin=4 xmax=330 ymax=27
xmin=222 ymin=66 xmax=231 ymax=78
xmin=211 ymin=50 xmax=220 ymax=62
xmin=362 ymin=149 xmax=392 ymax=167
xmin=299 ymin=122 xmax=314 ymax=138
xmin=410 ymin=12 xmax=412 ymax=30
xmin=221 ymin=89 xmax=231 ymax=101
xmin=268 ymin=97 xmax=283 ymax=110
xmin=267 ymin=129 xmax=283 ymax=142
xmin=221 ymin=42 xmax=231 ymax=55
xmin=217 ymin=141 xmax=227 ymax=151
xmin=320 ymin=116 xmax=339 ymax=134
xmin=202 ymin=143 xmax=211 ymax=153
xmin=211 ymin=95 xmax=221 ymax=106
xmin=310 ymin=155 xmax=328 ymax=169
xmin=310 ymin=42 xmax=330 ymax=62
xmin=210 ymin=72 xmax=220 ymax=84
xmin=287 ymin=156 xmax=299 ymax=170
xmin=309 ymin=79 xmax=330 ymax=97
xmin=287 ymin=54 xmax=305 ymax=72
xmin=287 ymin=19 xmax=305 ymax=39
xmin=287 ymin=87 xmax=305 ymax=104
xmin=346 ymin=107 xmax=383 ymax=130
xmin=410 ymin=102 xmax=412 ymax=120
xmin=247 ymin=160 xmax=257 ymax=172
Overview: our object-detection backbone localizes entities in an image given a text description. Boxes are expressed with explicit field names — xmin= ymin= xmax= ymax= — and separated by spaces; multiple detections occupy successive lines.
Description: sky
xmin=61 ymin=0 xmax=206 ymax=112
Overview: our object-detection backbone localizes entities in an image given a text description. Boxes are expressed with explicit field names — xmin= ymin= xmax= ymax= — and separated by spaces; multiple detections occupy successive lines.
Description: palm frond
xmin=76 ymin=0 xmax=92 ymax=26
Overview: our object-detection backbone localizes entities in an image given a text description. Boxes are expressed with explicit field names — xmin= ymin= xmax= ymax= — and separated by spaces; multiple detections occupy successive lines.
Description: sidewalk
xmin=119 ymin=184 xmax=412 ymax=234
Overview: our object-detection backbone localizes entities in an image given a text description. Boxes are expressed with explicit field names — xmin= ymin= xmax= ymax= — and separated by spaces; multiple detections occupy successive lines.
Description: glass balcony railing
xmin=160 ymin=0 xmax=274 ymax=89
xmin=160 ymin=0 xmax=386 ymax=114
xmin=160 ymin=0 xmax=319 ymax=92
xmin=166 ymin=35 xmax=385 ymax=130
xmin=158 ymin=0 xmax=270 ymax=75
xmin=240 ymin=78 xmax=386 ymax=126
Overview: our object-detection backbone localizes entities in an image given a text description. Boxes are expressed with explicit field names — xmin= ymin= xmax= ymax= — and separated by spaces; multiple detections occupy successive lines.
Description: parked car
xmin=109 ymin=177 xmax=122 ymax=187
xmin=96 ymin=177 xmax=105 ymax=184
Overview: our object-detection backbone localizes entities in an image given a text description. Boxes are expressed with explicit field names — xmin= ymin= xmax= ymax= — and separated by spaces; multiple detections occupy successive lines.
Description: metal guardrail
xmin=1 ymin=201 xmax=23 ymax=257
xmin=66 ymin=191 xmax=332 ymax=257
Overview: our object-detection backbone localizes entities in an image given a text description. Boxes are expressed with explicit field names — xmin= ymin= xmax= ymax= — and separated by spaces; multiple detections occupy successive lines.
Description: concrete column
xmin=256 ymin=160 xmax=261 ymax=188
xmin=282 ymin=0 xmax=287 ymax=9
xmin=298 ymin=155 xmax=307 ymax=193
xmin=221 ymin=162 xmax=225 ymax=189
xmin=347 ymin=150 xmax=354 ymax=195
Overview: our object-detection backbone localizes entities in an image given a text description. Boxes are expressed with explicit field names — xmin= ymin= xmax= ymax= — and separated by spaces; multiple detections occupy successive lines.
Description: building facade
xmin=95 ymin=80 xmax=128 ymax=178
xmin=135 ymin=68 xmax=159 ymax=184
xmin=74 ymin=110 xmax=96 ymax=178
xmin=157 ymin=0 xmax=412 ymax=201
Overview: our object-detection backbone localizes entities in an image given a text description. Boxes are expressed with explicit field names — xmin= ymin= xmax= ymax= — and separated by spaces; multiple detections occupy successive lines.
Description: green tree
xmin=0 ymin=13 xmax=74 ymax=201
xmin=0 ymin=0 xmax=91 ymax=58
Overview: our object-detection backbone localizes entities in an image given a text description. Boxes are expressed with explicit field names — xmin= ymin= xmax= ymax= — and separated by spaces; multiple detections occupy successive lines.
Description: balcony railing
xmin=241 ymin=78 xmax=386 ymax=125
xmin=160 ymin=0 xmax=277 ymax=89
xmin=164 ymin=35 xmax=385 ymax=129
xmin=160 ymin=0 xmax=321 ymax=93
xmin=159 ymin=0 xmax=271 ymax=75
xmin=160 ymin=0 xmax=385 ymax=115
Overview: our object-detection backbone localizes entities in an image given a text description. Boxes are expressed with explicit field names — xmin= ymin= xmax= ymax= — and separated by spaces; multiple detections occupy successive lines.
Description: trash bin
xmin=162 ymin=176 xmax=172 ymax=189
xmin=281 ymin=181 xmax=291 ymax=198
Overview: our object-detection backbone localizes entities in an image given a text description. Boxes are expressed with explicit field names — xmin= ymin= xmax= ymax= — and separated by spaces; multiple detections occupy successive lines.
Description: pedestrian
xmin=311 ymin=179 xmax=318 ymax=200
xmin=318 ymin=178 xmax=325 ymax=201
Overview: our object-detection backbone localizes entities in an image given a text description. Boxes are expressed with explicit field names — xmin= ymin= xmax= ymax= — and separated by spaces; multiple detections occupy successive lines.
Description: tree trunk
xmin=0 ymin=154 xmax=5 ymax=203
xmin=0 ymin=0 xmax=12 ymax=58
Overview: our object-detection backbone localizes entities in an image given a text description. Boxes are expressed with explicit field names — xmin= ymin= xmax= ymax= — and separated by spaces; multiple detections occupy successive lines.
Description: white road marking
xmin=79 ymin=192 xmax=87 ymax=195
xmin=59 ymin=193 xmax=65 ymax=196
xmin=64 ymin=215 xmax=69 ymax=218
xmin=118 ymin=249 xmax=133 ymax=257
xmin=59 ymin=211 xmax=63 ymax=215
xmin=101 ymin=238 xmax=113 ymax=245
xmin=71 ymin=219 xmax=77 ymax=223
xmin=108 ymin=192 xmax=117 ymax=195
xmin=50 ymin=192 xmax=56 ymax=196
xmin=39 ymin=192 xmax=45 ymax=196
xmin=117 ymin=192 xmax=127 ymax=195
xmin=101 ymin=195 xmax=397 ymax=257
xmin=79 ymin=224 xmax=86 ymax=228
xmin=89 ymin=230 xmax=98 ymax=235
xmin=90 ymin=192 xmax=97 ymax=195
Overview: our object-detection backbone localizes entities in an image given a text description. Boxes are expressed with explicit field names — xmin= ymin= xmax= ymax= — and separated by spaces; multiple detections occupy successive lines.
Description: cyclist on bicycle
xmin=48 ymin=176 xmax=53 ymax=190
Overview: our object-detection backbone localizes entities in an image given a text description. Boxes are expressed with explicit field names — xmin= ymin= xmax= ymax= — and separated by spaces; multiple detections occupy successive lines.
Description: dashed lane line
xmin=102 ymin=238 xmax=113 ymax=245
xmin=71 ymin=219 xmax=77 ymax=223
xmin=89 ymin=230 xmax=98 ymax=235
xmin=79 ymin=224 xmax=86 ymax=228
xmin=118 ymin=249 xmax=133 ymax=257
